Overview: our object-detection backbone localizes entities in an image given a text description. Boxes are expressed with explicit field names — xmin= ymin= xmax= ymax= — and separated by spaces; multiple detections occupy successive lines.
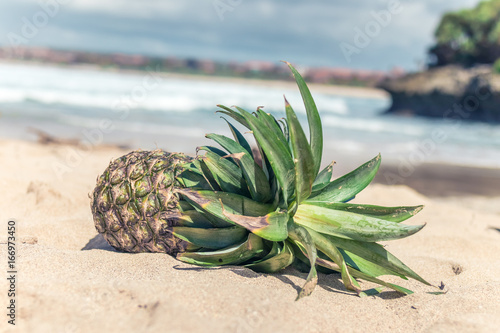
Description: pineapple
xmin=91 ymin=62 xmax=432 ymax=298
xmin=91 ymin=150 xmax=194 ymax=254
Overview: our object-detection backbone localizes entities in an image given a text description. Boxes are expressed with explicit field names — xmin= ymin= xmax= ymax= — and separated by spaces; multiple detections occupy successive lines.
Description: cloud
xmin=0 ymin=0 xmax=482 ymax=70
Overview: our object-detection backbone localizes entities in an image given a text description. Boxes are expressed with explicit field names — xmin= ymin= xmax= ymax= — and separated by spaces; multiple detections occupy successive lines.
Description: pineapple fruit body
xmin=91 ymin=150 xmax=192 ymax=255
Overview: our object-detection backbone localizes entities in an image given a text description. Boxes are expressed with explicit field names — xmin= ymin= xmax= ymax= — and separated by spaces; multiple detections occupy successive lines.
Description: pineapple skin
xmin=91 ymin=150 xmax=191 ymax=255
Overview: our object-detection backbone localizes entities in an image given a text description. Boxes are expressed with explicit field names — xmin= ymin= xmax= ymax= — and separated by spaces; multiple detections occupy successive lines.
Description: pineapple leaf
xmin=310 ymin=227 xmax=423 ymax=286
xmin=284 ymin=61 xmax=323 ymax=177
xmin=178 ymin=189 xmax=272 ymax=221
xmin=245 ymin=241 xmax=294 ymax=273
xmin=196 ymin=159 xmax=222 ymax=191
xmin=222 ymin=208 xmax=289 ymax=242
xmin=206 ymin=133 xmax=272 ymax=203
xmin=235 ymin=107 xmax=295 ymax=205
xmin=294 ymin=203 xmax=426 ymax=242
xmin=278 ymin=118 xmax=290 ymax=143
xmin=223 ymin=118 xmax=253 ymax=156
xmin=315 ymin=257 xmax=414 ymax=295
xmin=176 ymin=170 xmax=213 ymax=190
xmin=200 ymin=151 xmax=250 ymax=196
xmin=196 ymin=145 xmax=229 ymax=158
xmin=307 ymin=154 xmax=381 ymax=203
xmin=319 ymin=232 xmax=430 ymax=285
xmin=306 ymin=202 xmax=424 ymax=223
xmin=172 ymin=226 xmax=248 ymax=249
xmin=171 ymin=210 xmax=215 ymax=228
xmin=216 ymin=104 xmax=249 ymax=128
xmin=177 ymin=233 xmax=265 ymax=266
xmin=255 ymin=108 xmax=291 ymax=155
xmin=312 ymin=161 xmax=335 ymax=192
xmin=306 ymin=228 xmax=361 ymax=293
xmin=285 ymin=97 xmax=315 ymax=205
xmin=288 ymin=224 xmax=318 ymax=300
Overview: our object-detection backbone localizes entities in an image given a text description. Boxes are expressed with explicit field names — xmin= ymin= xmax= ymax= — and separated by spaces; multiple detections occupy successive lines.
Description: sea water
xmin=0 ymin=62 xmax=499 ymax=169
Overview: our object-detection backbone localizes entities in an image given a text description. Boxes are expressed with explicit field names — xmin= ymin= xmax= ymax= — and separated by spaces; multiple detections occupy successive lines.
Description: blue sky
xmin=0 ymin=0 xmax=480 ymax=70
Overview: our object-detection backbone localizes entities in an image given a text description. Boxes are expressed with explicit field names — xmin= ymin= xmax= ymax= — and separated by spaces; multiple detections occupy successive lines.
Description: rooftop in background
xmin=0 ymin=46 xmax=405 ymax=88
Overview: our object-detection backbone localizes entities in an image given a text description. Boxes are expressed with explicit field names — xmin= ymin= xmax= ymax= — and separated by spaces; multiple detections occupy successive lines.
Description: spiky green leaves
xmin=236 ymin=106 xmax=296 ymax=205
xmin=174 ymin=62 xmax=431 ymax=299
xmin=288 ymin=224 xmax=318 ymax=300
xmin=178 ymin=189 xmax=289 ymax=241
xmin=204 ymin=133 xmax=272 ymax=203
xmin=283 ymin=61 xmax=323 ymax=177
xmin=245 ymin=241 xmax=295 ymax=273
xmin=177 ymin=233 xmax=265 ymax=266
xmin=285 ymin=98 xmax=315 ymax=207
xmin=294 ymin=202 xmax=426 ymax=242
xmin=308 ymin=154 xmax=381 ymax=203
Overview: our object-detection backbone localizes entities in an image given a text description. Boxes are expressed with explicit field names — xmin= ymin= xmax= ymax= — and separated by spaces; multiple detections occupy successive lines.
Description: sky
xmin=0 ymin=0 xmax=481 ymax=71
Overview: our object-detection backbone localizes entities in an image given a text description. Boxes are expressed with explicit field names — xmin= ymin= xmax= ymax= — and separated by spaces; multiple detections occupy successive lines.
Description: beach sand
xmin=1 ymin=138 xmax=499 ymax=333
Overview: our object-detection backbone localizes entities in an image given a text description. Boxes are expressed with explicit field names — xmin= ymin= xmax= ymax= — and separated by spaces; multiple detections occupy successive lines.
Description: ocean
xmin=1 ymin=62 xmax=499 ymax=171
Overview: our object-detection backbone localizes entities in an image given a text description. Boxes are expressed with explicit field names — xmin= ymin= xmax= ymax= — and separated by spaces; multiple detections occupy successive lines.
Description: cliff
xmin=378 ymin=65 xmax=500 ymax=122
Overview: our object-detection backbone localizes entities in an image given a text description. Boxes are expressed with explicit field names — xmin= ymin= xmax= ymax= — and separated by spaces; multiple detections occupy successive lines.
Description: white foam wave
xmin=0 ymin=63 xmax=349 ymax=115
xmin=322 ymin=115 xmax=425 ymax=136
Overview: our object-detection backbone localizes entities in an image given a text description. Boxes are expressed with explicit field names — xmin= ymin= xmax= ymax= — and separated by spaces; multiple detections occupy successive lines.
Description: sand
xmin=1 ymin=139 xmax=499 ymax=333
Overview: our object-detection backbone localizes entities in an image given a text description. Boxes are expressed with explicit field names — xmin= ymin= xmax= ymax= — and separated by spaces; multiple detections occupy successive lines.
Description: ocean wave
xmin=57 ymin=113 xmax=209 ymax=138
xmin=0 ymin=63 xmax=349 ymax=115
xmin=322 ymin=115 xmax=426 ymax=136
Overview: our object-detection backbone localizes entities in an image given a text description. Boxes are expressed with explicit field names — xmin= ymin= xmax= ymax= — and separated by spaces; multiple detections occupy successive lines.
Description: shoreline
xmin=374 ymin=162 xmax=500 ymax=198
xmin=3 ymin=133 xmax=500 ymax=199
xmin=0 ymin=59 xmax=389 ymax=99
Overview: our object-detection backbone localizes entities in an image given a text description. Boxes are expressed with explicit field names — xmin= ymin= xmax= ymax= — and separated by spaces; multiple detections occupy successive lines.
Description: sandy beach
xmin=0 ymin=138 xmax=499 ymax=333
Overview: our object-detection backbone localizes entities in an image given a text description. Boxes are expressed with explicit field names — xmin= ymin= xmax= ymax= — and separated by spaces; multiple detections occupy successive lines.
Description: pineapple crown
xmin=170 ymin=62 xmax=434 ymax=299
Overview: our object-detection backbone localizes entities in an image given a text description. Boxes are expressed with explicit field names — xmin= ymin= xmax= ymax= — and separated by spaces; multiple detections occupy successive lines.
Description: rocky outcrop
xmin=378 ymin=65 xmax=500 ymax=122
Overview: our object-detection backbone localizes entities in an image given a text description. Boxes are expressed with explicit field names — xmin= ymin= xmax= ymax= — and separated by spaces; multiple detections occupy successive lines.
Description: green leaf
xmin=206 ymin=133 xmax=272 ymax=203
xmin=196 ymin=145 xmax=229 ymax=158
xmin=216 ymin=104 xmax=249 ymax=129
xmin=196 ymin=159 xmax=222 ymax=191
xmin=223 ymin=118 xmax=253 ymax=156
xmin=170 ymin=210 xmax=216 ymax=228
xmin=278 ymin=118 xmax=290 ymax=144
xmin=306 ymin=228 xmax=361 ymax=293
xmin=307 ymin=154 xmax=381 ymax=203
xmin=236 ymin=107 xmax=295 ymax=204
xmin=312 ymin=161 xmax=335 ymax=192
xmin=222 ymin=208 xmax=289 ymax=241
xmin=294 ymin=203 xmax=426 ymax=242
xmin=255 ymin=108 xmax=291 ymax=155
xmin=200 ymin=150 xmax=250 ymax=196
xmin=306 ymin=202 xmax=424 ymax=223
xmin=318 ymin=232 xmax=430 ymax=285
xmin=288 ymin=224 xmax=318 ymax=300
xmin=176 ymin=170 xmax=213 ymax=190
xmin=177 ymin=233 xmax=265 ymax=266
xmin=178 ymin=189 xmax=272 ymax=223
xmin=314 ymin=257 xmax=414 ymax=295
xmin=284 ymin=61 xmax=323 ymax=177
xmin=245 ymin=241 xmax=294 ymax=273
xmin=285 ymin=97 xmax=315 ymax=205
xmin=172 ymin=226 xmax=248 ymax=249
xmin=339 ymin=248 xmax=402 ymax=280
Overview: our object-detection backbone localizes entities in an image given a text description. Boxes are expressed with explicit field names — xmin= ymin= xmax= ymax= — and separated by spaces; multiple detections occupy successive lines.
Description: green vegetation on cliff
xmin=429 ymin=0 xmax=500 ymax=67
